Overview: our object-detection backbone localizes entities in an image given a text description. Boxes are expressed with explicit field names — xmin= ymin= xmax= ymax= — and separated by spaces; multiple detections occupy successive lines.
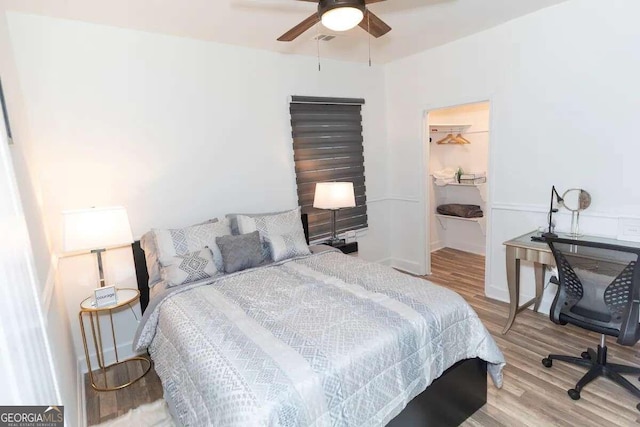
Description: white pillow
xmin=162 ymin=248 xmax=218 ymax=287
xmin=154 ymin=218 xmax=231 ymax=271
xmin=237 ymin=208 xmax=310 ymax=262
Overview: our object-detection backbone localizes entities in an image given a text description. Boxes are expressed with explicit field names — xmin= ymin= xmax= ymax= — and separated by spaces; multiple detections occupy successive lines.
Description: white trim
xmin=430 ymin=240 xmax=444 ymax=253
xmin=390 ymin=258 xmax=423 ymax=276
xmin=374 ymin=257 xmax=393 ymax=266
xmin=420 ymin=96 xmax=496 ymax=289
xmin=77 ymin=360 xmax=86 ymax=427
xmin=40 ymin=254 xmax=59 ymax=315
xmin=492 ymin=202 xmax=626 ymax=220
xmin=77 ymin=340 xmax=143 ymax=373
xmin=368 ymin=196 xmax=420 ymax=203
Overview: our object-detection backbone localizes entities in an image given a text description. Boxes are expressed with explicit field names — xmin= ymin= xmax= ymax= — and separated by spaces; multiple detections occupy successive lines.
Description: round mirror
xmin=562 ymin=189 xmax=591 ymax=212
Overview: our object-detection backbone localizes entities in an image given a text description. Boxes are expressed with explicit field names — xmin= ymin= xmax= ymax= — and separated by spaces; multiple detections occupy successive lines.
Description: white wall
xmin=428 ymin=102 xmax=489 ymax=254
xmin=0 ymin=9 xmax=79 ymax=426
xmin=6 ymin=12 xmax=391 ymax=372
xmin=385 ymin=0 xmax=640 ymax=310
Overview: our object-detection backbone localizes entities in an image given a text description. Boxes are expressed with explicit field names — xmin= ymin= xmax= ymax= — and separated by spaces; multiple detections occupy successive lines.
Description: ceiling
xmin=3 ymin=0 xmax=570 ymax=63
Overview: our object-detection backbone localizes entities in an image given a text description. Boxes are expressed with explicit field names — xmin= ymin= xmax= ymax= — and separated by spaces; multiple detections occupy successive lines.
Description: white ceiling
xmin=3 ymin=0 xmax=570 ymax=63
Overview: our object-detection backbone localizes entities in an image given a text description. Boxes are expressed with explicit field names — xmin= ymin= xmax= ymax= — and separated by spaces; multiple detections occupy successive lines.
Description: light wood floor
xmin=85 ymin=248 xmax=640 ymax=426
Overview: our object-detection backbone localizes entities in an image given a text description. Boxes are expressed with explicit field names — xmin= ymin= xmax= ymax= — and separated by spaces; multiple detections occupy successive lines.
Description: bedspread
xmin=134 ymin=250 xmax=505 ymax=426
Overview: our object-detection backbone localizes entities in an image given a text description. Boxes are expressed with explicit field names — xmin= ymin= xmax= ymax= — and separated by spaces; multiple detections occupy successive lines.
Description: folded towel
xmin=432 ymin=168 xmax=457 ymax=180
xmin=437 ymin=204 xmax=484 ymax=218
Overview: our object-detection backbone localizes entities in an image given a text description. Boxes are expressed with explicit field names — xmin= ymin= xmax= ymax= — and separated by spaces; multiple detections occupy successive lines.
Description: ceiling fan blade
xmin=358 ymin=9 xmax=391 ymax=38
xmin=277 ymin=13 xmax=321 ymax=41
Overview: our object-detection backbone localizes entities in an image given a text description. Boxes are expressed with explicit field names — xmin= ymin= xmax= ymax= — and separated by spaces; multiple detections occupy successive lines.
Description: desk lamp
xmin=542 ymin=186 xmax=564 ymax=238
xmin=62 ymin=206 xmax=133 ymax=287
xmin=313 ymin=182 xmax=356 ymax=246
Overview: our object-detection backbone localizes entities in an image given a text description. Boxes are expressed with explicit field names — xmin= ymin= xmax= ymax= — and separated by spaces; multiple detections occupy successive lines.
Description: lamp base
xmin=327 ymin=238 xmax=346 ymax=247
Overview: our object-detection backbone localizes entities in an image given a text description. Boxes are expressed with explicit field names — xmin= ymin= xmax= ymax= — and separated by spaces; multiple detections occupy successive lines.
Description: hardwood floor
xmin=428 ymin=248 xmax=640 ymax=427
xmin=85 ymin=355 xmax=163 ymax=425
xmin=85 ymin=247 xmax=640 ymax=426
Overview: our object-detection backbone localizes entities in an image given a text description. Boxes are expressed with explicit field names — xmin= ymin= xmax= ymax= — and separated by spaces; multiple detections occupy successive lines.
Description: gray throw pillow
xmin=216 ymin=231 xmax=264 ymax=274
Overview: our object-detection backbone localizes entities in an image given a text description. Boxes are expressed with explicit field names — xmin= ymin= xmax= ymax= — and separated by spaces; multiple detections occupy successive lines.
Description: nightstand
xmin=329 ymin=241 xmax=358 ymax=255
xmin=79 ymin=288 xmax=150 ymax=391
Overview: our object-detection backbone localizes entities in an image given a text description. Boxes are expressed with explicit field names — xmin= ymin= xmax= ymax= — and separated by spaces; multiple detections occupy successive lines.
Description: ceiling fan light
xmin=321 ymin=7 xmax=364 ymax=32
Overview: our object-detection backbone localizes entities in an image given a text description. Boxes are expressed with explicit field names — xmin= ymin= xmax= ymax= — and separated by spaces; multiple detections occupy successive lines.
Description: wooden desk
xmin=502 ymin=231 xmax=556 ymax=334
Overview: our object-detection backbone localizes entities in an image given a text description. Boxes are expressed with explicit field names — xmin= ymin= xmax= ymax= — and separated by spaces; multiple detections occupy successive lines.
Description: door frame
xmin=420 ymin=96 xmax=496 ymax=289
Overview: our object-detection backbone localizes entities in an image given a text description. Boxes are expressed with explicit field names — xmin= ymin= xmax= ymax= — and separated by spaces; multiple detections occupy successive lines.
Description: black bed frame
xmin=131 ymin=214 xmax=487 ymax=426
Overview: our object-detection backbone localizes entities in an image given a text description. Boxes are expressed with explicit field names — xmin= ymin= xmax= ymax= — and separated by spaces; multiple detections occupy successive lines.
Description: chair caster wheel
xmin=542 ymin=358 xmax=552 ymax=368
xmin=581 ymin=351 xmax=590 ymax=359
xmin=568 ymin=389 xmax=580 ymax=400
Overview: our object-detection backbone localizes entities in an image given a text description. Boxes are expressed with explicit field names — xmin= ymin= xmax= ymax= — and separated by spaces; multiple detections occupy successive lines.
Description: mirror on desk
xmin=562 ymin=188 xmax=591 ymax=237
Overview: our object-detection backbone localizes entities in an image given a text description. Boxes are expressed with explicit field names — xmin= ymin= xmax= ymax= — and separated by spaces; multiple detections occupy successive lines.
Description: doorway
xmin=424 ymin=101 xmax=491 ymax=278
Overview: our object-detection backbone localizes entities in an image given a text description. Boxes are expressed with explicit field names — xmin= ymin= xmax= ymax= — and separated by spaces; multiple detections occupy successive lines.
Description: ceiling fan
xmin=277 ymin=0 xmax=392 ymax=42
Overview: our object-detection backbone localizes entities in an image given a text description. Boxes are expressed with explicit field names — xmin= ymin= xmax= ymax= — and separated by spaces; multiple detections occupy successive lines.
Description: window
xmin=289 ymin=96 xmax=368 ymax=242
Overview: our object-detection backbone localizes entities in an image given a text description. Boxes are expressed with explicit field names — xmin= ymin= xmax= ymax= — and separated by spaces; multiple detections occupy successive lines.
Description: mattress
xmin=134 ymin=250 xmax=505 ymax=426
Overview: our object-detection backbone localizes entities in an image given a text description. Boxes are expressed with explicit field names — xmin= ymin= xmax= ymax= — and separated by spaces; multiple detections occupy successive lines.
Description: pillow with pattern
xmin=154 ymin=218 xmax=231 ymax=272
xmin=162 ymin=247 xmax=218 ymax=287
xmin=237 ymin=207 xmax=310 ymax=262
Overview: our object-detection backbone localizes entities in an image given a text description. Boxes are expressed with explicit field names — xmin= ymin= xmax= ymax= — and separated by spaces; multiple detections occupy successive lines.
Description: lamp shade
xmin=321 ymin=7 xmax=364 ymax=32
xmin=313 ymin=182 xmax=356 ymax=210
xmin=62 ymin=206 xmax=133 ymax=253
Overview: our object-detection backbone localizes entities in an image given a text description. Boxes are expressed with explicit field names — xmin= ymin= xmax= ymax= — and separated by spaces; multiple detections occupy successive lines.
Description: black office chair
xmin=541 ymin=236 xmax=640 ymax=411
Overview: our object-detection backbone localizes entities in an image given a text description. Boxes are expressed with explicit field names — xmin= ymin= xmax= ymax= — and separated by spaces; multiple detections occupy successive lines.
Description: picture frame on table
xmin=94 ymin=285 xmax=118 ymax=308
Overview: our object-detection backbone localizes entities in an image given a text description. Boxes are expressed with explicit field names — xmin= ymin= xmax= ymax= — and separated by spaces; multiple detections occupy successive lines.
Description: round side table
xmin=79 ymin=288 xmax=151 ymax=391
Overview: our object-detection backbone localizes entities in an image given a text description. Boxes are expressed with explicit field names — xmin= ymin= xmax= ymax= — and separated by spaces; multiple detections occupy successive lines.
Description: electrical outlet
xmin=617 ymin=218 xmax=640 ymax=242
xmin=345 ymin=230 xmax=357 ymax=244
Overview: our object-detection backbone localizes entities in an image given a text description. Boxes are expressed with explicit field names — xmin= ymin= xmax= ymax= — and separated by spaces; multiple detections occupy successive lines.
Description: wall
xmin=0 ymin=9 xmax=79 ymax=426
xmin=428 ymin=102 xmax=489 ymax=254
xmin=6 ymin=12 xmax=391 ymax=373
xmin=385 ymin=0 xmax=640 ymax=310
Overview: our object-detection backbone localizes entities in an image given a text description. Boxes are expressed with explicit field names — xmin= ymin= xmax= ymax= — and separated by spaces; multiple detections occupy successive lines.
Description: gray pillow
xmin=226 ymin=210 xmax=289 ymax=235
xmin=216 ymin=231 xmax=264 ymax=274
xmin=140 ymin=218 xmax=217 ymax=288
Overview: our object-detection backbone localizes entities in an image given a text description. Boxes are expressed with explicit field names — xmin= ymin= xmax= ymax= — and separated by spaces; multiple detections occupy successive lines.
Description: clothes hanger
xmin=453 ymin=133 xmax=471 ymax=144
xmin=436 ymin=133 xmax=455 ymax=144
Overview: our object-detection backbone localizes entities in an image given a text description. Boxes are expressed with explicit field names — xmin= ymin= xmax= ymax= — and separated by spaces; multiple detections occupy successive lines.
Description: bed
xmin=131 ymin=214 xmax=505 ymax=426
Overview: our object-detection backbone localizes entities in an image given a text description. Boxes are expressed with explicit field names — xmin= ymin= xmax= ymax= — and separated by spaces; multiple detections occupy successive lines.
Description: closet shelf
xmin=434 ymin=181 xmax=486 ymax=188
xmin=435 ymin=214 xmax=487 ymax=235
xmin=434 ymin=214 xmax=482 ymax=223
xmin=429 ymin=124 xmax=471 ymax=134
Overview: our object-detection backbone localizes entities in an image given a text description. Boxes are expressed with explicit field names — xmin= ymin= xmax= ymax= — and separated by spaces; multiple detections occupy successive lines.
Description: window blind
xmin=290 ymin=96 xmax=368 ymax=241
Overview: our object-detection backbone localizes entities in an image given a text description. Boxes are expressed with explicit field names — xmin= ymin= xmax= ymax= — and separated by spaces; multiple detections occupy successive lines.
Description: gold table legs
xmin=79 ymin=308 xmax=151 ymax=391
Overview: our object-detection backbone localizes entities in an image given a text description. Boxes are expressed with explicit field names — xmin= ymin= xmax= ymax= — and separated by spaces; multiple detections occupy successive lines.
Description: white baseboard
xmin=485 ymin=283 xmax=554 ymax=316
xmin=78 ymin=340 xmax=139 ymax=373
xmin=390 ymin=258 xmax=424 ymax=276
xmin=445 ymin=241 xmax=485 ymax=256
xmin=430 ymin=240 xmax=444 ymax=253
xmin=375 ymin=258 xmax=393 ymax=266
xmin=77 ymin=360 xmax=86 ymax=427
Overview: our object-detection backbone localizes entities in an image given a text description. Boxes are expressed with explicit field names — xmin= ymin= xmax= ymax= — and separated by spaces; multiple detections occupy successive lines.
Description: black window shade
xmin=290 ymin=96 xmax=368 ymax=242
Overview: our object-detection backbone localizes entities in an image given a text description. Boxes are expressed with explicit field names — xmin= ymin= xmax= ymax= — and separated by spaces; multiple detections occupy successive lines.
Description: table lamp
xmin=313 ymin=182 xmax=356 ymax=246
xmin=62 ymin=206 xmax=133 ymax=287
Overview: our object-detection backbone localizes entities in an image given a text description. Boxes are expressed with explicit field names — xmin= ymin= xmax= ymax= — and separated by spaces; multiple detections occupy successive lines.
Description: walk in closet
xmin=427 ymin=102 xmax=490 ymax=256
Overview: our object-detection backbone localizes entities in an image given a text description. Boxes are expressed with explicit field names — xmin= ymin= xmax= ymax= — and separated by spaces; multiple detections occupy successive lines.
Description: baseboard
xmin=77 ymin=359 xmax=86 ymax=427
xmin=375 ymin=257 xmax=393 ymax=266
xmin=78 ymin=340 xmax=140 ymax=373
xmin=485 ymin=283 xmax=554 ymax=316
xmin=430 ymin=240 xmax=444 ymax=253
xmin=444 ymin=241 xmax=485 ymax=256
xmin=390 ymin=258 xmax=424 ymax=276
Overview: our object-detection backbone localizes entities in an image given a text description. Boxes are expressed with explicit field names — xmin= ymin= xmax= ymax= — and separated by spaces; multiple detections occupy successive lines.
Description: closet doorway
xmin=424 ymin=101 xmax=491 ymax=280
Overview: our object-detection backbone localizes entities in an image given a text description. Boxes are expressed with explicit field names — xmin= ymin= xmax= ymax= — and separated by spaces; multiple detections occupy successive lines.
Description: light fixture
xmin=319 ymin=0 xmax=365 ymax=32
xmin=62 ymin=206 xmax=133 ymax=287
xmin=313 ymin=182 xmax=356 ymax=246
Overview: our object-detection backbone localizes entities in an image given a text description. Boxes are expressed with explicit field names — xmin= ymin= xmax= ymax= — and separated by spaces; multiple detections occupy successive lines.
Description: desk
xmin=502 ymin=231 xmax=556 ymax=334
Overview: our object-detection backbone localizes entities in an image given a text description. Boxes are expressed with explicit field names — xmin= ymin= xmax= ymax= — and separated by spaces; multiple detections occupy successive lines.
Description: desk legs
xmin=533 ymin=262 xmax=545 ymax=312
xmin=502 ymin=247 xmax=520 ymax=334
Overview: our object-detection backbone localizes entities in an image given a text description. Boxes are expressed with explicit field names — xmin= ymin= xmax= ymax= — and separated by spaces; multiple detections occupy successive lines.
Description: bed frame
xmin=131 ymin=214 xmax=487 ymax=426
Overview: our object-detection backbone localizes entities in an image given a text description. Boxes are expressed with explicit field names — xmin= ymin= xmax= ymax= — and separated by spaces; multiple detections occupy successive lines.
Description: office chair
xmin=541 ymin=236 xmax=640 ymax=411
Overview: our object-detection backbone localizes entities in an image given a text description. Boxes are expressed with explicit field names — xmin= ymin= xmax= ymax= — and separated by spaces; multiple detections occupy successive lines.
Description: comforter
xmin=134 ymin=250 xmax=505 ymax=426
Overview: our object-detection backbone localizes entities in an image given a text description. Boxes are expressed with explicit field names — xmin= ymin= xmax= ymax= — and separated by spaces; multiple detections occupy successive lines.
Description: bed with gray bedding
xmin=134 ymin=249 xmax=505 ymax=426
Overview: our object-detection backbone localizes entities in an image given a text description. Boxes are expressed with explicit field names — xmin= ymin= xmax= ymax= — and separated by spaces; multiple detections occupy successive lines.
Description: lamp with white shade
xmin=62 ymin=206 xmax=133 ymax=288
xmin=313 ymin=182 xmax=356 ymax=246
